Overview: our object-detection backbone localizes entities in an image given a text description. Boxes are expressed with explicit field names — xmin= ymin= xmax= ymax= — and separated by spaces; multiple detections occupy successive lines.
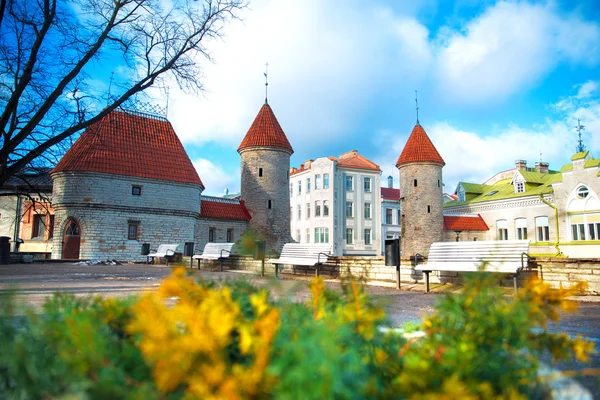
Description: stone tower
xmin=238 ymin=102 xmax=293 ymax=252
xmin=396 ymin=123 xmax=445 ymax=257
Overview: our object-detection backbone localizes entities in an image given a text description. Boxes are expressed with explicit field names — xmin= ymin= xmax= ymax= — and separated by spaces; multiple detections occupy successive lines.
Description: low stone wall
xmin=530 ymin=257 xmax=600 ymax=293
xmin=204 ymin=255 xmax=600 ymax=295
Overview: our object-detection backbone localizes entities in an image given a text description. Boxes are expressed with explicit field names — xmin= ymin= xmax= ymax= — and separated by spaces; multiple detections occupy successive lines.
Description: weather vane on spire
xmin=575 ymin=118 xmax=586 ymax=153
xmin=415 ymin=90 xmax=420 ymax=125
xmin=264 ymin=62 xmax=269 ymax=104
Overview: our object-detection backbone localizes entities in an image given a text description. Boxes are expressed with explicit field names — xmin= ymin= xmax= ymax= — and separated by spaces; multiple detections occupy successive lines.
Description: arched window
xmin=496 ymin=220 xmax=508 ymax=240
xmin=515 ymin=218 xmax=527 ymax=240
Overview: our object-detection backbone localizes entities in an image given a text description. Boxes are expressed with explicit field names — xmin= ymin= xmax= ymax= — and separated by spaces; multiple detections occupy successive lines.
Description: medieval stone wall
xmin=216 ymin=255 xmax=599 ymax=294
xmin=240 ymin=147 xmax=291 ymax=253
xmin=52 ymin=207 xmax=196 ymax=261
xmin=399 ymin=162 xmax=444 ymax=257
xmin=51 ymin=172 xmax=201 ymax=260
xmin=195 ymin=219 xmax=249 ymax=253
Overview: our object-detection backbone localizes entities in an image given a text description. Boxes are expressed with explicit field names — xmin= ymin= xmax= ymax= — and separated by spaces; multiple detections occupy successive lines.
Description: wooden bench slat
xmin=416 ymin=240 xmax=530 ymax=292
xmin=194 ymin=243 xmax=235 ymax=260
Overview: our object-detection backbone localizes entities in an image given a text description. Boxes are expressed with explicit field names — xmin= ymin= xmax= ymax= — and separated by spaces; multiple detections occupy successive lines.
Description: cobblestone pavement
xmin=1 ymin=263 xmax=599 ymax=397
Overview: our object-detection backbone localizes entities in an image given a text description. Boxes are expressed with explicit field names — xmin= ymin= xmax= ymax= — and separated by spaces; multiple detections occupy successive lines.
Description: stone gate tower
xmin=396 ymin=123 xmax=445 ymax=257
xmin=238 ymin=102 xmax=293 ymax=252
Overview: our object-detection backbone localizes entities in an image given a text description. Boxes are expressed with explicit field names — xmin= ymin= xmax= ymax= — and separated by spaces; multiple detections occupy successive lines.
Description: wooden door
xmin=62 ymin=220 xmax=81 ymax=259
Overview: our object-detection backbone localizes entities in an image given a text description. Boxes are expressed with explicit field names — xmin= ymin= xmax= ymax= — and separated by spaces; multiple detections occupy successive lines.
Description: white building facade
xmin=289 ymin=150 xmax=382 ymax=256
xmin=380 ymin=181 xmax=401 ymax=254
xmin=444 ymin=153 xmax=600 ymax=258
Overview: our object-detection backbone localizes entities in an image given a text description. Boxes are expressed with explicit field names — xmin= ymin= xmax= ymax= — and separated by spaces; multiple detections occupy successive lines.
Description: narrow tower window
xmin=414 ymin=179 xmax=418 ymax=187
xmin=438 ymin=180 xmax=440 ymax=187
xmin=259 ymin=168 xmax=263 ymax=177
xmin=268 ymin=200 xmax=272 ymax=209
xmin=427 ymin=205 xmax=431 ymax=213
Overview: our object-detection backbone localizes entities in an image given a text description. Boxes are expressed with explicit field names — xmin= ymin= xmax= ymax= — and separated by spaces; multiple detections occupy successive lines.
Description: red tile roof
xmin=51 ymin=110 xmax=202 ymax=186
xmin=381 ymin=187 xmax=400 ymax=200
xmin=290 ymin=151 xmax=379 ymax=175
xmin=337 ymin=151 xmax=380 ymax=171
xmin=443 ymin=214 xmax=489 ymax=231
xmin=396 ymin=124 xmax=445 ymax=167
xmin=238 ymin=103 xmax=293 ymax=154
xmin=200 ymin=197 xmax=251 ymax=221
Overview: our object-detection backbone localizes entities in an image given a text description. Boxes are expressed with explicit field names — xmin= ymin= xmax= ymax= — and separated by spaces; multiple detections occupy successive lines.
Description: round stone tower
xmin=238 ymin=102 xmax=293 ymax=253
xmin=396 ymin=123 xmax=445 ymax=257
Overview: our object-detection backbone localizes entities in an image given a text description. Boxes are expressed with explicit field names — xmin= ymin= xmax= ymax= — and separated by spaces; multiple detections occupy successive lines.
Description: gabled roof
xmin=52 ymin=110 xmax=202 ymax=187
xmin=396 ymin=124 xmax=445 ymax=167
xmin=571 ymin=151 xmax=590 ymax=161
xmin=445 ymin=172 xmax=562 ymax=207
xmin=337 ymin=151 xmax=380 ymax=171
xmin=238 ymin=103 xmax=293 ymax=154
xmin=443 ymin=214 xmax=489 ymax=231
xmin=381 ymin=187 xmax=400 ymax=200
xmin=200 ymin=196 xmax=251 ymax=221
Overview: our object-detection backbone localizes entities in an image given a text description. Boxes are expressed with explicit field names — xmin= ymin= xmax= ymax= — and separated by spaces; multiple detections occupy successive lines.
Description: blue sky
xmin=151 ymin=0 xmax=600 ymax=196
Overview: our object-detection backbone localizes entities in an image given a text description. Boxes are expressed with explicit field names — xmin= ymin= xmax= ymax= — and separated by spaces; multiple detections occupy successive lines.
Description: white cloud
xmin=433 ymin=2 xmax=600 ymax=104
xmin=158 ymin=0 xmax=433 ymax=153
xmin=576 ymin=81 xmax=599 ymax=99
xmin=192 ymin=158 xmax=239 ymax=196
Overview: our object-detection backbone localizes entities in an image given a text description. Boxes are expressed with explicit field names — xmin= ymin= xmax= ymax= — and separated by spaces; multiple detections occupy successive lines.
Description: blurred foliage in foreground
xmin=0 ymin=268 xmax=595 ymax=399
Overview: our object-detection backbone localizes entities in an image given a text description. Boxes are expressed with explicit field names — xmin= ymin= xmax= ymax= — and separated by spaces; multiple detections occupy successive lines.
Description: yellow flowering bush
xmin=127 ymin=267 xmax=279 ymax=399
xmin=0 ymin=268 xmax=595 ymax=399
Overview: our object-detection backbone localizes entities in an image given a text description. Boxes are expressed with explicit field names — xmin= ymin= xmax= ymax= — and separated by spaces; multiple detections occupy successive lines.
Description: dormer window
xmin=457 ymin=186 xmax=465 ymax=202
xmin=515 ymin=181 xmax=525 ymax=194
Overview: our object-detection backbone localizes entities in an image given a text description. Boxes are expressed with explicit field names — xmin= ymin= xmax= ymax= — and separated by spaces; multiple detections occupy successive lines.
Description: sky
xmin=153 ymin=0 xmax=600 ymax=196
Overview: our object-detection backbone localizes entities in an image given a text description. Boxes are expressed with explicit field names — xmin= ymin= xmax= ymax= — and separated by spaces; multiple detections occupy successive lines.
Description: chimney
xmin=387 ymin=175 xmax=393 ymax=188
xmin=300 ymin=164 xmax=304 ymax=171
xmin=305 ymin=159 xmax=313 ymax=168
xmin=339 ymin=150 xmax=358 ymax=159
xmin=535 ymin=162 xmax=549 ymax=174
xmin=515 ymin=160 xmax=527 ymax=171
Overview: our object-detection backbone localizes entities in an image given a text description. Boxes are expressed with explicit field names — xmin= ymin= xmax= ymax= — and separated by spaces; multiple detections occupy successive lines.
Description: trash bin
xmin=254 ymin=240 xmax=266 ymax=261
xmin=0 ymin=236 xmax=10 ymax=265
xmin=141 ymin=243 xmax=151 ymax=256
xmin=184 ymin=242 xmax=195 ymax=257
xmin=384 ymin=238 xmax=400 ymax=267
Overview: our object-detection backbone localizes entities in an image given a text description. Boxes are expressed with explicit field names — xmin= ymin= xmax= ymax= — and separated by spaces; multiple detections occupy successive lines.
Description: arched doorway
xmin=62 ymin=219 xmax=81 ymax=259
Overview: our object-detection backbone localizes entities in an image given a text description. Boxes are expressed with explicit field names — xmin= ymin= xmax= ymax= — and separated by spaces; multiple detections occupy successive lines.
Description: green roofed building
xmin=444 ymin=154 xmax=600 ymax=258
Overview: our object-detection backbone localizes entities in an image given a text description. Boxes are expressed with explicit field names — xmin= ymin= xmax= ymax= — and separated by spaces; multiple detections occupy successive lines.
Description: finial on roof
xmin=264 ymin=62 xmax=269 ymax=104
xmin=575 ymin=118 xmax=586 ymax=153
xmin=539 ymin=150 xmax=542 ymax=162
xmin=415 ymin=90 xmax=420 ymax=125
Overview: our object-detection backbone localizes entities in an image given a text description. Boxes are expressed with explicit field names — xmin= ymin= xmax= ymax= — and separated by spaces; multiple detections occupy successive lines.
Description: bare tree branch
xmin=0 ymin=0 xmax=246 ymax=185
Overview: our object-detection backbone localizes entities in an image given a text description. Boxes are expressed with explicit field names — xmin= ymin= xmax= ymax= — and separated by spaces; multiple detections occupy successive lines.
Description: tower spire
xmin=415 ymin=90 xmax=420 ymax=125
xmin=264 ymin=62 xmax=269 ymax=104
xmin=575 ymin=118 xmax=586 ymax=153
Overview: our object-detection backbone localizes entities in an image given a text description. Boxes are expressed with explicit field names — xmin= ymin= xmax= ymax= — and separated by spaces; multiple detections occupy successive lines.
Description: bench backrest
xmin=279 ymin=243 xmax=331 ymax=260
xmin=156 ymin=244 xmax=179 ymax=255
xmin=428 ymin=240 xmax=529 ymax=263
xmin=202 ymin=242 xmax=234 ymax=256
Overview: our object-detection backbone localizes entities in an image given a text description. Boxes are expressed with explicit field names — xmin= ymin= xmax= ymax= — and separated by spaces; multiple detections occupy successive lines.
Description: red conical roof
xmin=238 ymin=103 xmax=293 ymax=154
xmin=51 ymin=110 xmax=203 ymax=187
xmin=396 ymin=123 xmax=445 ymax=167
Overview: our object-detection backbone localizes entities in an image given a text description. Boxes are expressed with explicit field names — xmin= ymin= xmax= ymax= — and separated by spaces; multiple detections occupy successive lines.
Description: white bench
xmin=415 ymin=240 xmax=530 ymax=293
xmin=268 ymin=243 xmax=332 ymax=278
xmin=193 ymin=242 xmax=235 ymax=271
xmin=147 ymin=244 xmax=179 ymax=265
